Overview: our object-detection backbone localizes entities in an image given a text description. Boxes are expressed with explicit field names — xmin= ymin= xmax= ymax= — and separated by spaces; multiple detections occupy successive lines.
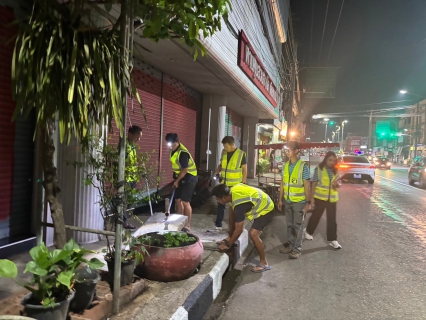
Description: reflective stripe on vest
xmin=221 ymin=148 xmax=245 ymax=186
xmin=314 ymin=167 xmax=339 ymax=203
xmin=170 ymin=143 xmax=197 ymax=176
xmin=282 ymin=160 xmax=306 ymax=202
xmin=231 ymin=184 xmax=274 ymax=221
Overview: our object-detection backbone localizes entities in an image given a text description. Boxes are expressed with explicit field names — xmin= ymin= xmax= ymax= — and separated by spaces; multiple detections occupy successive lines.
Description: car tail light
xmin=338 ymin=164 xmax=350 ymax=169
xmin=369 ymin=165 xmax=375 ymax=169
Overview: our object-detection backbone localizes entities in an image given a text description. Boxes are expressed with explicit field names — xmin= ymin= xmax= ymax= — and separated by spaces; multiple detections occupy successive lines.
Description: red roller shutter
xmin=162 ymin=75 xmax=201 ymax=185
xmin=108 ymin=62 xmax=162 ymax=186
xmin=0 ymin=6 xmax=16 ymax=222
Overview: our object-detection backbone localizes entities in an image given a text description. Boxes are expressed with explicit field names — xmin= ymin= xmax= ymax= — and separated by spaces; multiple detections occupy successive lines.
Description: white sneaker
xmin=330 ymin=240 xmax=342 ymax=249
xmin=207 ymin=226 xmax=222 ymax=232
xmin=304 ymin=229 xmax=313 ymax=240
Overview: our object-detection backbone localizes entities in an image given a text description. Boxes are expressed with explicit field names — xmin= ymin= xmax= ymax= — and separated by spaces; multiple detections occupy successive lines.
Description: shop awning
xmin=254 ymin=142 xmax=340 ymax=150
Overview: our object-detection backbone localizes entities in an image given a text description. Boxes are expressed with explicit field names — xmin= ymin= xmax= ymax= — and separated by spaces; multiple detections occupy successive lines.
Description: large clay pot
xmin=135 ymin=232 xmax=203 ymax=282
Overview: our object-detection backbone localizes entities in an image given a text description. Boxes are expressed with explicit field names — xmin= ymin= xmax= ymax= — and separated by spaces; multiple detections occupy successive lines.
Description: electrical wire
xmin=318 ymin=0 xmax=329 ymax=61
xmin=310 ymin=0 xmax=315 ymax=64
xmin=326 ymin=0 xmax=345 ymax=65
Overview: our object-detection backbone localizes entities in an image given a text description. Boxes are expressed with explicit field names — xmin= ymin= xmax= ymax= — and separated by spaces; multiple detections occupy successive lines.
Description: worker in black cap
xmin=165 ymin=133 xmax=198 ymax=232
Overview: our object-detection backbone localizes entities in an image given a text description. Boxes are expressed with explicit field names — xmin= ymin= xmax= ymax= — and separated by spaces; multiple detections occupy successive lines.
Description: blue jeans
xmin=216 ymin=202 xmax=226 ymax=227
xmin=284 ymin=202 xmax=306 ymax=253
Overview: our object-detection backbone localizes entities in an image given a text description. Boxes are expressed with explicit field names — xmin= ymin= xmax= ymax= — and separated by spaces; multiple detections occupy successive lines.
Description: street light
xmin=399 ymin=89 xmax=423 ymax=157
xmin=341 ymin=120 xmax=348 ymax=150
xmin=324 ymin=118 xmax=329 ymax=141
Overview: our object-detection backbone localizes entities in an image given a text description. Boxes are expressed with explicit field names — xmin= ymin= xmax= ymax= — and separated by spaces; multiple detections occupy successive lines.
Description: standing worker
xmin=212 ymin=183 xmax=274 ymax=273
xmin=305 ymin=151 xmax=342 ymax=249
xmin=119 ymin=125 xmax=143 ymax=230
xmin=278 ymin=140 xmax=311 ymax=259
xmin=211 ymin=136 xmax=247 ymax=232
xmin=165 ymin=133 xmax=198 ymax=232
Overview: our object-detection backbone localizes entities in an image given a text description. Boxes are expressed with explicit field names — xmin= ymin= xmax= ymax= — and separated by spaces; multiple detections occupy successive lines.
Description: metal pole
xmin=113 ymin=1 xmax=129 ymax=314
xmin=324 ymin=122 xmax=328 ymax=141
xmin=206 ymin=107 xmax=211 ymax=169
xmin=341 ymin=123 xmax=344 ymax=150
xmin=287 ymin=62 xmax=296 ymax=140
xmin=414 ymin=101 xmax=419 ymax=157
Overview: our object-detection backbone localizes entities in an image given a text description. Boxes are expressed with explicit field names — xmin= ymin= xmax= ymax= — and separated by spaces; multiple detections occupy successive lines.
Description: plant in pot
xmin=0 ymin=239 xmax=104 ymax=320
xmin=103 ymin=230 xmax=149 ymax=288
xmin=135 ymin=232 xmax=203 ymax=282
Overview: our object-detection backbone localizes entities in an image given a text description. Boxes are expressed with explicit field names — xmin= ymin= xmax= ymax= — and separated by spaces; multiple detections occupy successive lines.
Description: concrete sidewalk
xmin=0 ymin=195 xmax=253 ymax=319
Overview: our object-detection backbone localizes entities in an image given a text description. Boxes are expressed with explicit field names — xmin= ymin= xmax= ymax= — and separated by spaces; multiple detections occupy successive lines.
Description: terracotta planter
xmin=135 ymin=232 xmax=204 ymax=282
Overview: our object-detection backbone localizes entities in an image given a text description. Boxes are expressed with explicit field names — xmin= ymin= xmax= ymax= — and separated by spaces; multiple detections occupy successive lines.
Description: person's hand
xmin=219 ymin=243 xmax=230 ymax=251
xmin=332 ymin=181 xmax=339 ymax=189
xmin=311 ymin=199 xmax=315 ymax=209
xmin=278 ymin=200 xmax=283 ymax=211
xmin=304 ymin=203 xmax=311 ymax=213
xmin=173 ymin=180 xmax=179 ymax=189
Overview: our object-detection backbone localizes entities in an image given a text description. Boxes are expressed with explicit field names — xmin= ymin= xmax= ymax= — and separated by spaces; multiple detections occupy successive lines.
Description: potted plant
xmin=0 ymin=239 xmax=104 ymax=320
xmin=135 ymin=231 xmax=203 ymax=282
xmin=68 ymin=265 xmax=100 ymax=313
xmin=103 ymin=230 xmax=149 ymax=287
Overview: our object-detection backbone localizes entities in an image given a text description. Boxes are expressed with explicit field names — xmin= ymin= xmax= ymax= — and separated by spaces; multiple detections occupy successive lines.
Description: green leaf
xmin=0 ymin=259 xmax=18 ymax=278
xmin=24 ymin=261 xmax=48 ymax=276
xmin=87 ymin=258 xmax=104 ymax=270
xmin=189 ymin=20 xmax=196 ymax=39
xmin=29 ymin=243 xmax=50 ymax=269
xmin=48 ymin=249 xmax=70 ymax=264
xmin=63 ymin=239 xmax=79 ymax=252
xmin=57 ymin=270 xmax=73 ymax=288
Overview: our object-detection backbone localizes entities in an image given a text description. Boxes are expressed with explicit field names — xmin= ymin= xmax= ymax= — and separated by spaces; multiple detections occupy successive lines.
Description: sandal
xmin=251 ymin=264 xmax=271 ymax=273
xmin=123 ymin=223 xmax=136 ymax=230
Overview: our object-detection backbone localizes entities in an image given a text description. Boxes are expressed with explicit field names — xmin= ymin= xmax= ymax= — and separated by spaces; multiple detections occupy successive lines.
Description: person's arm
xmin=278 ymin=178 xmax=284 ymax=211
xmin=242 ymin=164 xmax=247 ymax=183
xmin=214 ymin=164 xmax=222 ymax=176
xmin=173 ymin=153 xmax=189 ymax=187
xmin=302 ymin=163 xmax=311 ymax=211
xmin=219 ymin=203 xmax=251 ymax=250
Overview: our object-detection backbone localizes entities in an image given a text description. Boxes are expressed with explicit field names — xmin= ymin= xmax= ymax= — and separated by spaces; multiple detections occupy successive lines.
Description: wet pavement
xmin=209 ymin=165 xmax=426 ymax=320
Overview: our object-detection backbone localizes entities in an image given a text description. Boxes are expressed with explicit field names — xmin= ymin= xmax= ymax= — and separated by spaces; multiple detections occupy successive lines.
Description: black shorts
xmin=175 ymin=177 xmax=198 ymax=202
xmin=251 ymin=211 xmax=273 ymax=231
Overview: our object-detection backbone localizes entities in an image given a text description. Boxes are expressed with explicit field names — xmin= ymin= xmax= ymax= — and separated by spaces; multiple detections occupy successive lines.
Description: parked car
xmin=337 ymin=155 xmax=376 ymax=184
xmin=408 ymin=156 xmax=426 ymax=188
xmin=374 ymin=156 xmax=392 ymax=169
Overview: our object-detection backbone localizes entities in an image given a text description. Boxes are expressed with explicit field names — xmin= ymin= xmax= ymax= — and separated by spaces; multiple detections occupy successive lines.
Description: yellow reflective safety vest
xmin=314 ymin=167 xmax=339 ymax=203
xmin=283 ymin=160 xmax=306 ymax=202
xmin=125 ymin=140 xmax=138 ymax=183
xmin=231 ymin=184 xmax=274 ymax=221
xmin=221 ymin=148 xmax=246 ymax=187
xmin=170 ymin=143 xmax=197 ymax=177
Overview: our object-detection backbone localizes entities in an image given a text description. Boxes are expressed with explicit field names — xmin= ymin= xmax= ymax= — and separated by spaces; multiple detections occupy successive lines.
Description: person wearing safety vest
xmin=211 ymin=136 xmax=247 ymax=232
xmin=305 ymin=151 xmax=342 ymax=249
xmin=278 ymin=140 xmax=311 ymax=259
xmin=212 ymin=183 xmax=274 ymax=273
xmin=117 ymin=125 xmax=143 ymax=230
xmin=165 ymin=133 xmax=198 ymax=232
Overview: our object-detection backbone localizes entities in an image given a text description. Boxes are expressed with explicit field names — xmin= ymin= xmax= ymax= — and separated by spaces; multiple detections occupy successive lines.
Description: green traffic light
xmin=329 ymin=121 xmax=334 ymax=125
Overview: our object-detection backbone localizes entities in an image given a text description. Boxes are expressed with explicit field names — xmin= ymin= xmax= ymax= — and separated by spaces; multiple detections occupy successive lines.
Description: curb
xmin=169 ymin=253 xmax=229 ymax=320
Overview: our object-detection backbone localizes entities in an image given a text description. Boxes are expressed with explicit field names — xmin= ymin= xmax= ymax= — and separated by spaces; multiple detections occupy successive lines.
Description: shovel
xmin=164 ymin=187 xmax=175 ymax=221
xmin=145 ymin=179 xmax=153 ymax=216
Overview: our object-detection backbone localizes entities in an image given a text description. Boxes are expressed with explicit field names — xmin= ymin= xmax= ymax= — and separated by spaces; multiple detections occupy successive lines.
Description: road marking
xmin=376 ymin=175 xmax=426 ymax=192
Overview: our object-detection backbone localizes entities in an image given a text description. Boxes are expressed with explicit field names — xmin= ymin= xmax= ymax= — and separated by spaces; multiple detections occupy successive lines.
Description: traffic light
xmin=329 ymin=121 xmax=335 ymax=126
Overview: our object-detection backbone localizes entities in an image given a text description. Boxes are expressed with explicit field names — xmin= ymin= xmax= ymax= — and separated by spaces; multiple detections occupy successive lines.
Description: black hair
xmin=211 ymin=184 xmax=231 ymax=199
xmin=287 ymin=140 xmax=300 ymax=150
xmin=221 ymin=136 xmax=235 ymax=145
xmin=128 ymin=125 xmax=142 ymax=134
xmin=318 ymin=151 xmax=338 ymax=174
xmin=165 ymin=133 xmax=179 ymax=143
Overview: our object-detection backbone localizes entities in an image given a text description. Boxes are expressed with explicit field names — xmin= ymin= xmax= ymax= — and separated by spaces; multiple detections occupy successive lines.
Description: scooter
xmin=190 ymin=168 xmax=213 ymax=209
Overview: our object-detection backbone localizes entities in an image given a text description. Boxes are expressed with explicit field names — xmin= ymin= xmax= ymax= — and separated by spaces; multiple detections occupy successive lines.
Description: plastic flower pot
xmin=21 ymin=290 xmax=75 ymax=320
xmin=69 ymin=267 xmax=100 ymax=313
xmin=106 ymin=257 xmax=136 ymax=288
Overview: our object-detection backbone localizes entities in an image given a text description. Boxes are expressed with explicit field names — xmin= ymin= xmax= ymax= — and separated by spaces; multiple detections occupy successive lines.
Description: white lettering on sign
xmin=244 ymin=45 xmax=278 ymax=104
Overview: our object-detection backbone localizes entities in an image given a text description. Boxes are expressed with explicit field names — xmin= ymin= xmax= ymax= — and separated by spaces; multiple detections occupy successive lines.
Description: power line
xmin=326 ymin=0 xmax=345 ymax=66
xmin=318 ymin=0 xmax=329 ymax=61
xmin=309 ymin=0 xmax=315 ymax=64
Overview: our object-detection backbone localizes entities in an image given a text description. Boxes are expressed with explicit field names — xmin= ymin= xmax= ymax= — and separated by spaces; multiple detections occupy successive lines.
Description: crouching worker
xmin=212 ymin=183 xmax=274 ymax=273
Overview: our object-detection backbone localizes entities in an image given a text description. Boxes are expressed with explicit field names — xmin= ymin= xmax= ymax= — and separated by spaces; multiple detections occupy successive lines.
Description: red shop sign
xmin=237 ymin=30 xmax=278 ymax=108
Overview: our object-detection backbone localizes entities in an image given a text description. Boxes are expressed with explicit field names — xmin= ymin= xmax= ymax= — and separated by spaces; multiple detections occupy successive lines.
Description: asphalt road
xmin=215 ymin=165 xmax=426 ymax=320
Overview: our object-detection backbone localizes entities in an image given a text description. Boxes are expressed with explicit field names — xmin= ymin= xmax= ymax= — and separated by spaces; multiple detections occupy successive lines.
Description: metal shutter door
xmin=162 ymin=75 xmax=201 ymax=185
xmin=225 ymin=109 xmax=243 ymax=148
xmin=0 ymin=6 xmax=16 ymax=239
xmin=108 ymin=62 xmax=162 ymax=185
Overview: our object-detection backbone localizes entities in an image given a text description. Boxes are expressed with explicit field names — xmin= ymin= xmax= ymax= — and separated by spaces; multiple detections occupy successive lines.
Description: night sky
xmin=290 ymin=0 xmax=426 ymax=139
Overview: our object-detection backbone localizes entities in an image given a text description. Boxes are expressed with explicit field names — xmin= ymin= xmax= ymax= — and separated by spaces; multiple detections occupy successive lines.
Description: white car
xmin=337 ymin=155 xmax=376 ymax=184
